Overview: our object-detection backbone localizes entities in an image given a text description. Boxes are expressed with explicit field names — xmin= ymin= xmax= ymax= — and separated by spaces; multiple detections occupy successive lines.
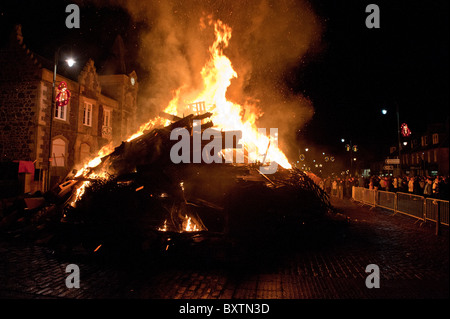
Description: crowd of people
xmin=319 ymin=174 xmax=450 ymax=200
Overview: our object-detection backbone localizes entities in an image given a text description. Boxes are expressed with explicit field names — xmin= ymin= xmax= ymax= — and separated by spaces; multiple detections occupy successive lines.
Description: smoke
xmin=86 ymin=0 xmax=323 ymax=159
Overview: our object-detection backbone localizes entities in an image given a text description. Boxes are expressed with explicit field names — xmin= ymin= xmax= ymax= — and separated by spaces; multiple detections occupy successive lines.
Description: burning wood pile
xmin=39 ymin=111 xmax=330 ymax=257
xmin=1 ymin=19 xmax=332 ymax=261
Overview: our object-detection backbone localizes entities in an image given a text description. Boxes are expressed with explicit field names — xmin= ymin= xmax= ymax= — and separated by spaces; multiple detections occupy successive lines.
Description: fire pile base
xmin=48 ymin=163 xmax=331 ymax=261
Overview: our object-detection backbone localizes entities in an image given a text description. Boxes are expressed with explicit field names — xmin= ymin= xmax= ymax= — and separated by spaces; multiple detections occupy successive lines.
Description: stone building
xmin=380 ymin=121 xmax=450 ymax=177
xmin=401 ymin=122 xmax=449 ymax=176
xmin=0 ymin=26 xmax=139 ymax=194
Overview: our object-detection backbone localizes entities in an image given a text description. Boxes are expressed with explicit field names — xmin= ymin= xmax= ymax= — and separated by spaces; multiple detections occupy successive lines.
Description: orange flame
xmin=195 ymin=20 xmax=291 ymax=168
xmin=71 ymin=19 xmax=291 ymax=205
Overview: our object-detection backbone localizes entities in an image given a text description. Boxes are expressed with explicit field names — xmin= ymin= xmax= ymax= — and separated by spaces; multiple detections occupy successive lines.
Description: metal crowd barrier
xmin=362 ymin=188 xmax=376 ymax=207
xmin=425 ymin=198 xmax=449 ymax=226
xmin=376 ymin=190 xmax=396 ymax=212
xmin=396 ymin=192 xmax=425 ymax=220
xmin=351 ymin=187 xmax=449 ymax=231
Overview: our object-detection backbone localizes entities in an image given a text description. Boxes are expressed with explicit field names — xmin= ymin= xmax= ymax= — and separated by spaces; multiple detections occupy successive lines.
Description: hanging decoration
xmin=56 ymin=81 xmax=71 ymax=107
xmin=401 ymin=123 xmax=411 ymax=137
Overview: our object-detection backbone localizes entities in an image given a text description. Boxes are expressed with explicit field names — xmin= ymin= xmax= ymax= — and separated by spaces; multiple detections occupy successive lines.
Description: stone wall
xmin=0 ymin=29 xmax=41 ymax=162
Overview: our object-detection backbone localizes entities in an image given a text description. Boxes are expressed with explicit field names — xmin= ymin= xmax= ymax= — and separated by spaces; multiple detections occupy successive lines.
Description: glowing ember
xmin=157 ymin=215 xmax=201 ymax=233
xmin=183 ymin=215 xmax=199 ymax=232
xmin=158 ymin=219 xmax=168 ymax=232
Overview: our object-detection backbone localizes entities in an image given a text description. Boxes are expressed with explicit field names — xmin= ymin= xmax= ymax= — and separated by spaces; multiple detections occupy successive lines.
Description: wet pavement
xmin=0 ymin=196 xmax=448 ymax=300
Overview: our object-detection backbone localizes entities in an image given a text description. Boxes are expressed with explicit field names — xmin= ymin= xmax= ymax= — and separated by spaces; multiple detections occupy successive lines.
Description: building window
xmin=432 ymin=133 xmax=439 ymax=145
xmin=101 ymin=108 xmax=113 ymax=139
xmin=421 ymin=136 xmax=428 ymax=147
xmin=427 ymin=151 xmax=431 ymax=163
xmin=55 ymin=103 xmax=67 ymax=121
xmin=83 ymin=102 xmax=93 ymax=126
xmin=51 ymin=138 xmax=66 ymax=167
xmin=434 ymin=150 xmax=437 ymax=162
xmin=103 ymin=108 xmax=111 ymax=127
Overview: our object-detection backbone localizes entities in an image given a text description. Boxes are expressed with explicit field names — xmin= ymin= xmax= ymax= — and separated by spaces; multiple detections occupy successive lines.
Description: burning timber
xmin=2 ymin=113 xmax=331 ymax=258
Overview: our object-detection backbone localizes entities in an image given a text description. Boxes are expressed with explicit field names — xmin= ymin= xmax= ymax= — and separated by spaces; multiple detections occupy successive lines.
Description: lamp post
xmin=381 ymin=105 xmax=403 ymax=177
xmin=46 ymin=46 xmax=75 ymax=191
xmin=396 ymin=104 xmax=402 ymax=177
xmin=341 ymin=138 xmax=358 ymax=176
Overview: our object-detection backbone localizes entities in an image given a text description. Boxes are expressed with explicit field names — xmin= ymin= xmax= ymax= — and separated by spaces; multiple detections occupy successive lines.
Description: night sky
xmin=1 ymin=0 xmax=448 ymax=163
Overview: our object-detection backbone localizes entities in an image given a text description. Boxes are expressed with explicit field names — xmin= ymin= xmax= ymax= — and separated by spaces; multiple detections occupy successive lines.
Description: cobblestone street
xmin=0 ymin=197 xmax=448 ymax=300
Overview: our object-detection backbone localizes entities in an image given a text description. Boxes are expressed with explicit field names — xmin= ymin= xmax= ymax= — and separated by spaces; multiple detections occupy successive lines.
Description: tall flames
xmin=71 ymin=19 xmax=291 ymax=210
xmin=126 ymin=19 xmax=291 ymax=169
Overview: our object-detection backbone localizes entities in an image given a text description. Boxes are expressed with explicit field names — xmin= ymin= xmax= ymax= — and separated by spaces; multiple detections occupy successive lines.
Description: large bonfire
xmin=75 ymin=19 xmax=290 ymax=181
xmin=38 ymin=19 xmax=330 ymax=257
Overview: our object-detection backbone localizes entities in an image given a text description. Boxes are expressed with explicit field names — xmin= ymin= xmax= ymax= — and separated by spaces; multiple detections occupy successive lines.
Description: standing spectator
xmin=325 ymin=177 xmax=332 ymax=195
xmin=401 ymin=177 xmax=408 ymax=192
xmin=338 ymin=178 xmax=344 ymax=199
xmin=358 ymin=175 xmax=365 ymax=188
xmin=373 ymin=176 xmax=380 ymax=191
xmin=369 ymin=177 xmax=374 ymax=190
xmin=379 ymin=177 xmax=386 ymax=191
xmin=344 ymin=178 xmax=352 ymax=198
xmin=423 ymin=178 xmax=433 ymax=197
xmin=393 ymin=177 xmax=398 ymax=192
xmin=432 ymin=177 xmax=440 ymax=198
xmin=408 ymin=177 xmax=414 ymax=194
xmin=386 ymin=177 xmax=393 ymax=192
xmin=332 ymin=179 xmax=337 ymax=196
xmin=419 ymin=177 xmax=425 ymax=193
xmin=413 ymin=177 xmax=421 ymax=195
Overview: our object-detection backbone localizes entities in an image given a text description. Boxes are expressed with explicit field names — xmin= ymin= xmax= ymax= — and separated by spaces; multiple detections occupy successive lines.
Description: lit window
xmin=83 ymin=102 xmax=93 ymax=126
xmin=55 ymin=103 xmax=67 ymax=121
xmin=432 ymin=133 xmax=439 ymax=144
xmin=421 ymin=136 xmax=428 ymax=147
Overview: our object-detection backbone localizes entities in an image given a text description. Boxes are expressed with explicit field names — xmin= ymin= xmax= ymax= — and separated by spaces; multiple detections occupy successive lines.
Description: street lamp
xmin=66 ymin=58 xmax=76 ymax=67
xmin=341 ymin=138 xmax=358 ymax=175
xmin=46 ymin=46 xmax=75 ymax=191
